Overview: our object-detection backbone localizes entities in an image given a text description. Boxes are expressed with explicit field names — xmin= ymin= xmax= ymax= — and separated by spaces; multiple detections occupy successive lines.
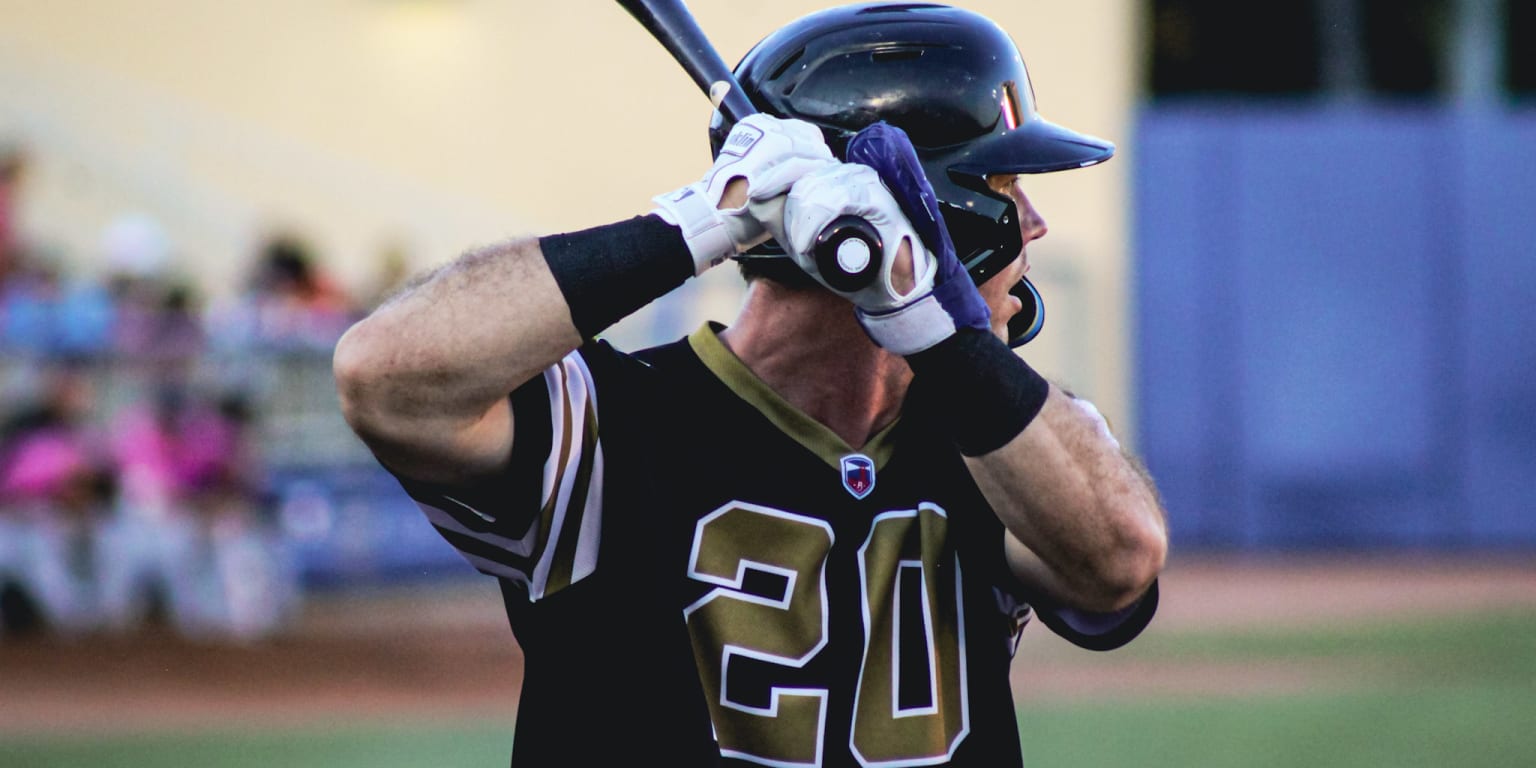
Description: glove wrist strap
xmin=652 ymin=184 xmax=736 ymax=275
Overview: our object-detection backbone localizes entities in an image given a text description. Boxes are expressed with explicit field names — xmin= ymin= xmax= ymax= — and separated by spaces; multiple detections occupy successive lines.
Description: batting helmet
xmin=713 ymin=2 xmax=1113 ymax=287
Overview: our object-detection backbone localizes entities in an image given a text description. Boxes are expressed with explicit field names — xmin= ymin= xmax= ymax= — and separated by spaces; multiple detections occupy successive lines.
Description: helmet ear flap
xmin=1007 ymin=278 xmax=1045 ymax=347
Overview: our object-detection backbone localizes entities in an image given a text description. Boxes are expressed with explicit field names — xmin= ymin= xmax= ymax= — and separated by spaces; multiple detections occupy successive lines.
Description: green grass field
xmin=1024 ymin=612 xmax=1536 ymax=768
xmin=5 ymin=612 xmax=1533 ymax=768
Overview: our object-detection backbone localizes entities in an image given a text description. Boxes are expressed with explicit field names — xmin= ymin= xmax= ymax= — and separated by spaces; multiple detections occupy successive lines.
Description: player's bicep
xmin=366 ymin=397 xmax=517 ymax=489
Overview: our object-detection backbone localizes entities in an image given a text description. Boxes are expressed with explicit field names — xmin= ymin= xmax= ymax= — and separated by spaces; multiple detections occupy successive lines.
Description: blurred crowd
xmin=0 ymin=146 xmax=374 ymax=643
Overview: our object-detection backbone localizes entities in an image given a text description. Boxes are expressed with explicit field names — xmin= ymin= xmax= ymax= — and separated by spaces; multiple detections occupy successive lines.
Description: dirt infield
xmin=3 ymin=554 xmax=1533 ymax=735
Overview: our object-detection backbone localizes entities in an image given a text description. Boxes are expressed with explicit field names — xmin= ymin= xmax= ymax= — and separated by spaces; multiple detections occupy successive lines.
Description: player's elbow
xmin=333 ymin=319 xmax=403 ymax=443
xmin=1089 ymin=503 xmax=1167 ymax=612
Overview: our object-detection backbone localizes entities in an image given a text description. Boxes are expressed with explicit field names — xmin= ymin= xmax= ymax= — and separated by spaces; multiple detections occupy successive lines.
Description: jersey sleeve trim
xmin=1033 ymin=580 xmax=1159 ymax=652
xmin=524 ymin=351 xmax=605 ymax=600
xmin=398 ymin=350 xmax=606 ymax=600
xmin=390 ymin=473 xmax=542 ymax=579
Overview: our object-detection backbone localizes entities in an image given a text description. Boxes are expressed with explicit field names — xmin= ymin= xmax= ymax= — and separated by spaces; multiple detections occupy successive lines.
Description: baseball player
xmin=335 ymin=4 xmax=1167 ymax=766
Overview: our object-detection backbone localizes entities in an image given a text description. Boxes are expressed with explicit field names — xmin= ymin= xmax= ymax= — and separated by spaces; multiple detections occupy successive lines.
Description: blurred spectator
xmin=0 ymin=196 xmax=391 ymax=645
xmin=1 ymin=250 xmax=116 ymax=357
xmin=0 ymin=251 xmax=61 ymax=354
xmin=101 ymin=212 xmax=170 ymax=282
xmin=0 ymin=360 xmax=111 ymax=637
xmin=98 ymin=376 xmax=295 ymax=642
xmin=0 ymin=147 xmax=25 ymax=286
xmin=111 ymin=277 xmax=205 ymax=361
xmin=98 ymin=378 xmax=211 ymax=637
xmin=208 ymin=232 xmax=355 ymax=352
xmin=197 ymin=392 xmax=297 ymax=641
xmin=99 ymin=212 xmax=202 ymax=360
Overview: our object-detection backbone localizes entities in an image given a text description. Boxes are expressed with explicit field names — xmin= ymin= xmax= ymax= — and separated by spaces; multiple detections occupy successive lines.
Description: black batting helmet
xmin=713 ymin=2 xmax=1113 ymax=285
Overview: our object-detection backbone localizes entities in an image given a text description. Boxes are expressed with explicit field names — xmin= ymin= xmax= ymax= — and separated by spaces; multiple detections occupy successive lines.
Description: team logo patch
xmin=840 ymin=453 xmax=876 ymax=499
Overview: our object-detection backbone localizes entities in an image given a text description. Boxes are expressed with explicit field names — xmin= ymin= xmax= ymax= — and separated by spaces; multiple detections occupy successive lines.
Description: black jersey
xmin=392 ymin=324 xmax=1155 ymax=767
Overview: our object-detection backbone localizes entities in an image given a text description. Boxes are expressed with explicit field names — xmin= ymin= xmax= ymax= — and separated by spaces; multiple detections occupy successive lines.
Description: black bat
xmin=614 ymin=0 xmax=756 ymax=125
xmin=615 ymin=0 xmax=883 ymax=291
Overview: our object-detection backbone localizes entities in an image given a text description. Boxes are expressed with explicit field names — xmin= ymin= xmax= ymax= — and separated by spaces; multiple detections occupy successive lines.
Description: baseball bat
xmin=615 ymin=0 xmax=882 ymax=290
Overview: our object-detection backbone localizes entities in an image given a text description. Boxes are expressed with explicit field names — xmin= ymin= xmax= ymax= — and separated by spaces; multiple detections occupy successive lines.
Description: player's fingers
xmin=891 ymin=237 xmax=917 ymax=296
xmin=716 ymin=177 xmax=750 ymax=211
xmin=782 ymin=120 xmax=835 ymax=160
xmin=783 ymin=164 xmax=871 ymax=257
xmin=748 ymin=156 xmax=836 ymax=201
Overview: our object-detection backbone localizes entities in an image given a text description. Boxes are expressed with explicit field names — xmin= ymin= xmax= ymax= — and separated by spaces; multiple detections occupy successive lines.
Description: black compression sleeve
xmin=905 ymin=328 xmax=1051 ymax=456
xmin=539 ymin=214 xmax=694 ymax=339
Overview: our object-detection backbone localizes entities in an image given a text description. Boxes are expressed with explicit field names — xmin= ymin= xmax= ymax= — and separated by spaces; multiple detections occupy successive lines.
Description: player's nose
xmin=1015 ymin=187 xmax=1047 ymax=244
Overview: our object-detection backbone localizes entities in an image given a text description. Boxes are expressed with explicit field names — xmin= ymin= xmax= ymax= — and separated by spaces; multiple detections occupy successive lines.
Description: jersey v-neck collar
xmin=688 ymin=323 xmax=899 ymax=472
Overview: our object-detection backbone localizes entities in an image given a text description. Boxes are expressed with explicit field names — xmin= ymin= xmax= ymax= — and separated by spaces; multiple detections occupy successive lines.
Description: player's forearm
xmin=904 ymin=328 xmax=1165 ymax=612
xmin=333 ymin=236 xmax=580 ymax=469
xmin=336 ymin=213 xmax=702 ymax=480
xmin=965 ymin=389 xmax=1167 ymax=612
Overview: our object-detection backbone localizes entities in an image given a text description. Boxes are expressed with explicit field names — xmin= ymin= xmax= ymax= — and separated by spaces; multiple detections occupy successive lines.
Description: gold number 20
xmin=685 ymin=502 xmax=967 ymax=768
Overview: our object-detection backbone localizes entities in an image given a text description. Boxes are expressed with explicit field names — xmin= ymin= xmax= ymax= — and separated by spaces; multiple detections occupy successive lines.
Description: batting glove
xmin=783 ymin=123 xmax=990 ymax=355
xmin=652 ymin=114 xmax=835 ymax=275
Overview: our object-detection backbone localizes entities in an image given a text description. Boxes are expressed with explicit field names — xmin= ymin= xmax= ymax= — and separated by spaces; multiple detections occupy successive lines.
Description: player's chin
xmin=990 ymin=299 xmax=1019 ymax=342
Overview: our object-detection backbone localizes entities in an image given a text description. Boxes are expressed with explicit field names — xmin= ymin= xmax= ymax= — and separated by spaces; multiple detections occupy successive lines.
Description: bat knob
xmin=813 ymin=215 xmax=882 ymax=292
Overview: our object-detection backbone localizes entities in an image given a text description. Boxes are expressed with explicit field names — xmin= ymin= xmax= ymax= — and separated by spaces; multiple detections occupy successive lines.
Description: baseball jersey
xmin=391 ymin=323 xmax=1156 ymax=767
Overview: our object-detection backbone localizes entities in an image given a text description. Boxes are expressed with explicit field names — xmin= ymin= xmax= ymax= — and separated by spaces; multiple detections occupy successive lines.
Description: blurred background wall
xmin=0 ymin=0 xmax=1530 ymax=638
xmin=1135 ymin=0 xmax=1536 ymax=549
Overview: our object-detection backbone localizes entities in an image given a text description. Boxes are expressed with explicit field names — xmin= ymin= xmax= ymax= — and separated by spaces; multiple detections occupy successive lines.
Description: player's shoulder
xmin=619 ymin=323 xmax=719 ymax=370
xmin=562 ymin=326 xmax=713 ymax=402
xmin=566 ymin=334 xmax=671 ymax=371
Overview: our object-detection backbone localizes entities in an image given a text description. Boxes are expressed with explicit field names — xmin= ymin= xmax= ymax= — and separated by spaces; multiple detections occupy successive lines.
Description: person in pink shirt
xmin=98 ymin=383 xmax=291 ymax=640
xmin=0 ymin=362 xmax=108 ymax=637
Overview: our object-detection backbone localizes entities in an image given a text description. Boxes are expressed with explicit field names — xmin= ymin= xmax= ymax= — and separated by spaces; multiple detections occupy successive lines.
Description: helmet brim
xmin=948 ymin=116 xmax=1115 ymax=177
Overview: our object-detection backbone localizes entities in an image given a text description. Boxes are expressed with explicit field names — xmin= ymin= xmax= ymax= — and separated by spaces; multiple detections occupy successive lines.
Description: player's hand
xmin=782 ymin=122 xmax=990 ymax=355
xmin=652 ymin=114 xmax=835 ymax=275
xmin=782 ymin=162 xmax=937 ymax=312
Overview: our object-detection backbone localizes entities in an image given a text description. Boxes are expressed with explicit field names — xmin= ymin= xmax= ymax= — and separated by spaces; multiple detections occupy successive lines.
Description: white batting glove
xmin=781 ymin=162 xmax=938 ymax=316
xmin=652 ymin=114 xmax=835 ymax=275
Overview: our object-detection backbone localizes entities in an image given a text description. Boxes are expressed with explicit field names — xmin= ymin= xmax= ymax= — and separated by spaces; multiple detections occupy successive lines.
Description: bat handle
xmin=811 ymin=216 xmax=883 ymax=292
xmin=812 ymin=224 xmax=1047 ymax=346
